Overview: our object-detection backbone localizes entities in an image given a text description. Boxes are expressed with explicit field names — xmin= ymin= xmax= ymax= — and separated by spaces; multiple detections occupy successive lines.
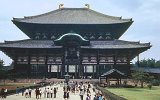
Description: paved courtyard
xmin=4 ymin=83 xmax=97 ymax=100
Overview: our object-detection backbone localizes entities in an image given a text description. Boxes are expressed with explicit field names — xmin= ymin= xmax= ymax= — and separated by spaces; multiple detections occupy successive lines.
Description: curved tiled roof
xmin=13 ymin=8 xmax=132 ymax=24
xmin=101 ymin=69 xmax=125 ymax=76
xmin=0 ymin=39 xmax=151 ymax=49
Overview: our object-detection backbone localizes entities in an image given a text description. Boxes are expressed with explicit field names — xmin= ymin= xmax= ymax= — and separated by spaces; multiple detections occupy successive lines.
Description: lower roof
xmin=0 ymin=39 xmax=151 ymax=49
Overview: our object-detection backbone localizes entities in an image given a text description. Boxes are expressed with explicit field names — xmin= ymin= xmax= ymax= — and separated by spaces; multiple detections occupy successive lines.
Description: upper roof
xmin=0 ymin=39 xmax=150 ymax=49
xmin=13 ymin=8 xmax=132 ymax=24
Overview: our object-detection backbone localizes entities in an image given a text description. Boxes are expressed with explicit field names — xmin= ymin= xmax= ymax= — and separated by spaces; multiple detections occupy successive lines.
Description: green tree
xmin=0 ymin=60 xmax=3 ymax=69
xmin=131 ymin=71 xmax=149 ymax=88
xmin=0 ymin=60 xmax=8 ymax=85
xmin=135 ymin=58 xmax=160 ymax=68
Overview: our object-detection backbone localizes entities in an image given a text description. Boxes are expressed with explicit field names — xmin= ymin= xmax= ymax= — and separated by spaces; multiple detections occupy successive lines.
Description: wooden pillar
xmin=57 ymin=65 xmax=59 ymax=78
xmin=45 ymin=55 xmax=48 ymax=78
xmin=28 ymin=54 xmax=31 ymax=78
xmin=93 ymin=65 xmax=95 ymax=78
xmin=113 ymin=51 xmax=117 ymax=69
xmin=13 ymin=56 xmax=18 ymax=76
xmin=120 ymin=78 xmax=122 ymax=85
xmin=137 ymin=54 xmax=140 ymax=67
xmin=97 ymin=50 xmax=100 ymax=78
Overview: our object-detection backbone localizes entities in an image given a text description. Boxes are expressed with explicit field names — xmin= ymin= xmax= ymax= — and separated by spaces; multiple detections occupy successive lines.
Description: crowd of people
xmin=15 ymin=86 xmax=58 ymax=99
xmin=0 ymin=81 xmax=107 ymax=100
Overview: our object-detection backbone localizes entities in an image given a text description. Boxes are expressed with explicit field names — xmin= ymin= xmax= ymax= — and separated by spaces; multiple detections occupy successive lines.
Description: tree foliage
xmin=135 ymin=58 xmax=160 ymax=68
xmin=131 ymin=71 xmax=154 ymax=88
xmin=0 ymin=60 xmax=8 ymax=79
xmin=0 ymin=60 xmax=3 ymax=69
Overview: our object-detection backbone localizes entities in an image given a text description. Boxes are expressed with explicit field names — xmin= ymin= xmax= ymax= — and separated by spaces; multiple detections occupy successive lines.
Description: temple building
xmin=0 ymin=6 xmax=151 ymax=78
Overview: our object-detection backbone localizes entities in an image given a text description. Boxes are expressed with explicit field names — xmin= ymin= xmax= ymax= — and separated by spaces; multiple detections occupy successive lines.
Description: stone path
xmin=4 ymin=83 xmax=97 ymax=100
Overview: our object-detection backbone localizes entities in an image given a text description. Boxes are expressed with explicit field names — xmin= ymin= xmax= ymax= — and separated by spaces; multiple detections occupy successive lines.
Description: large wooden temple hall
xmin=0 ymin=5 xmax=151 ymax=78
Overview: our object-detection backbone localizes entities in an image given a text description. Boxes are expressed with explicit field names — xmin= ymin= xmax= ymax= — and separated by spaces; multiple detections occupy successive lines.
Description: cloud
xmin=0 ymin=0 xmax=159 ymax=65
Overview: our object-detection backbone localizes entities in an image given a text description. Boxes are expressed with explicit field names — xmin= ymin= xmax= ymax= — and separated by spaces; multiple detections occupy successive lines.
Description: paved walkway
xmin=4 ymin=83 xmax=97 ymax=100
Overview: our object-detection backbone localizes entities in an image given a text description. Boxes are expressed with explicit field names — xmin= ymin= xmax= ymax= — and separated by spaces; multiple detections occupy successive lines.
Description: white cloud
xmin=0 ymin=0 xmax=159 ymax=65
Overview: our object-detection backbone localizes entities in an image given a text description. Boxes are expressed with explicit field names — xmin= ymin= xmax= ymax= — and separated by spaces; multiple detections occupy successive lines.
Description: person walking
xmin=63 ymin=91 xmax=67 ymax=100
xmin=21 ymin=86 xmax=25 ymax=96
xmin=39 ymin=89 xmax=42 ymax=99
xmin=1 ymin=88 xmax=5 ymax=98
xmin=86 ymin=94 xmax=90 ymax=100
xmin=28 ymin=88 xmax=32 ymax=98
xmin=43 ymin=88 xmax=47 ymax=98
xmin=47 ymin=88 xmax=50 ymax=98
xmin=67 ymin=90 xmax=69 ymax=100
xmin=50 ymin=88 xmax=53 ymax=98
xmin=16 ymin=87 xmax=20 ymax=96
xmin=35 ymin=88 xmax=40 ymax=99
xmin=79 ymin=89 xmax=84 ymax=100
xmin=54 ymin=87 xmax=57 ymax=98
xmin=4 ymin=88 xmax=7 ymax=98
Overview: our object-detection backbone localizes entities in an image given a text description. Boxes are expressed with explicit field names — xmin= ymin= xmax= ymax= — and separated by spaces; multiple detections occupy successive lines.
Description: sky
xmin=0 ymin=0 xmax=160 ymax=65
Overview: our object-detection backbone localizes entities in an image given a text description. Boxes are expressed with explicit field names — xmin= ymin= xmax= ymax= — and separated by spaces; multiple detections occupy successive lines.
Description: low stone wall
xmin=95 ymin=85 xmax=127 ymax=100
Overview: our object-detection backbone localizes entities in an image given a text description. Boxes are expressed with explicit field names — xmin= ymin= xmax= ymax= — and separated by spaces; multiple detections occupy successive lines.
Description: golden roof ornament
xmin=59 ymin=4 xmax=64 ymax=9
xmin=85 ymin=4 xmax=90 ymax=9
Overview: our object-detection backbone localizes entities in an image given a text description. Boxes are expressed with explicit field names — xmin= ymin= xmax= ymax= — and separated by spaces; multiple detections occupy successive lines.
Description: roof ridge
xmin=13 ymin=8 xmax=132 ymax=22
xmin=87 ymin=8 xmax=131 ymax=21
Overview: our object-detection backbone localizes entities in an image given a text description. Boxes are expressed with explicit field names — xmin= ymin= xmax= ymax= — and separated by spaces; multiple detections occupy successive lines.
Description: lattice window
xmin=86 ymin=65 xmax=93 ymax=73
xmin=106 ymin=36 xmax=111 ymax=39
xmin=106 ymin=57 xmax=114 ymax=62
xmin=90 ymin=57 xmax=97 ymax=62
xmin=99 ymin=57 xmax=106 ymax=62
xmin=65 ymin=65 xmax=67 ymax=72
xmin=69 ymin=65 xmax=75 ymax=72
xmin=35 ymin=33 xmax=41 ymax=40
xmin=42 ymin=34 xmax=47 ymax=39
xmin=82 ymin=57 xmax=89 ymax=62
xmin=98 ymin=36 xmax=103 ymax=39
xmin=31 ymin=57 xmax=37 ymax=62
xmin=51 ymin=65 xmax=58 ymax=72
xmin=55 ymin=57 xmax=61 ymax=62
xmin=51 ymin=35 xmax=56 ymax=39
xmin=90 ymin=35 xmax=95 ymax=39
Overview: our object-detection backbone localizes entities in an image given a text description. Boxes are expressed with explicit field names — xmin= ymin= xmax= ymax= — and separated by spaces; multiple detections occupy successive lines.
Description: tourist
xmin=47 ymin=88 xmax=50 ymax=98
xmin=16 ymin=87 xmax=20 ymax=96
xmin=86 ymin=94 xmax=91 ymax=100
xmin=21 ymin=86 xmax=25 ymax=96
xmin=1 ymin=88 xmax=5 ymax=98
xmin=50 ymin=88 xmax=53 ymax=98
xmin=39 ymin=89 xmax=42 ymax=99
xmin=43 ymin=88 xmax=47 ymax=98
xmin=4 ymin=88 xmax=7 ymax=98
xmin=67 ymin=90 xmax=69 ymax=100
xmin=28 ymin=88 xmax=32 ymax=98
xmin=54 ymin=87 xmax=57 ymax=98
xmin=87 ymin=88 xmax=90 ymax=94
xmin=98 ymin=94 xmax=103 ymax=100
xmin=35 ymin=88 xmax=40 ymax=99
xmin=93 ymin=94 xmax=98 ymax=100
xmin=102 ymin=95 xmax=106 ymax=100
xmin=63 ymin=90 xmax=67 ymax=100
xmin=79 ymin=89 xmax=84 ymax=100
xmin=25 ymin=88 xmax=29 ymax=98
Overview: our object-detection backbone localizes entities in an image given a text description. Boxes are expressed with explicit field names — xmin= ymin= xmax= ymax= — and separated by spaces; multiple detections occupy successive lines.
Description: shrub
xmin=151 ymin=79 xmax=160 ymax=86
